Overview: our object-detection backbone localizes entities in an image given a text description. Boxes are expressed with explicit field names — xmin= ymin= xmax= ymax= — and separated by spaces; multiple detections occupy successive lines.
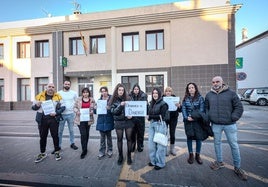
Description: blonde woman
xmin=162 ymin=86 xmax=181 ymax=156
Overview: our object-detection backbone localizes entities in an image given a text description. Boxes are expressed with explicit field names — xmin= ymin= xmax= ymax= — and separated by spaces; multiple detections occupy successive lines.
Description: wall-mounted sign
xmin=236 ymin=72 xmax=247 ymax=81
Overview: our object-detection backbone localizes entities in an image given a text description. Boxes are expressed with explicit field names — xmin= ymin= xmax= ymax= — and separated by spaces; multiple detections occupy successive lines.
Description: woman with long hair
xmin=182 ymin=83 xmax=205 ymax=165
xmin=109 ymin=83 xmax=134 ymax=165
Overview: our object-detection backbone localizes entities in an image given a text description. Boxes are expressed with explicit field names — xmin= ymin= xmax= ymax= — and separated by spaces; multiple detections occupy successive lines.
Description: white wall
xmin=236 ymin=36 xmax=268 ymax=89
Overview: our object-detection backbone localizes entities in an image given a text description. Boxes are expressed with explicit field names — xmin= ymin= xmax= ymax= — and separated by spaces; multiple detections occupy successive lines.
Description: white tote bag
xmin=153 ymin=115 xmax=168 ymax=146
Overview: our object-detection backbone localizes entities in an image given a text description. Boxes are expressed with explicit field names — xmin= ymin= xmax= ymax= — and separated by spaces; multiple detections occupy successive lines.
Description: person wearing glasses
xmin=205 ymin=76 xmax=247 ymax=181
xmin=73 ymin=87 xmax=95 ymax=159
xmin=32 ymin=83 xmax=65 ymax=163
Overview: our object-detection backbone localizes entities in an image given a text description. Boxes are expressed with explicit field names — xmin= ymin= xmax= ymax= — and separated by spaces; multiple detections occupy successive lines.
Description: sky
xmin=0 ymin=0 xmax=267 ymax=44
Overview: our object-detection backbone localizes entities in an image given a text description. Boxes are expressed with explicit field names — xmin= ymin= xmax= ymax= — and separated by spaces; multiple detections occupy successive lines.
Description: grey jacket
xmin=205 ymin=84 xmax=243 ymax=125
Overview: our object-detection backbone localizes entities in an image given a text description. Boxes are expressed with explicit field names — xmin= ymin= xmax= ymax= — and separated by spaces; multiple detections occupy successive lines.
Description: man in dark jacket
xmin=205 ymin=76 xmax=247 ymax=181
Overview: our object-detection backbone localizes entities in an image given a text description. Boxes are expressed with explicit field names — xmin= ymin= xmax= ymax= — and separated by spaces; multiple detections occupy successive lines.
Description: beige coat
xmin=73 ymin=96 xmax=95 ymax=125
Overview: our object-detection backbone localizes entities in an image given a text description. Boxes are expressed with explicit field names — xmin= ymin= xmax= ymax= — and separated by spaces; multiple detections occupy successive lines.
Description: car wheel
xmin=257 ymin=98 xmax=267 ymax=106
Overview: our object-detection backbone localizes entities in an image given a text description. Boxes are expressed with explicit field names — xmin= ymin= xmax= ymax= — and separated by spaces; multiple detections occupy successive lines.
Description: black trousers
xmin=78 ymin=121 xmax=91 ymax=152
xmin=165 ymin=116 xmax=178 ymax=144
xmin=131 ymin=119 xmax=145 ymax=150
xmin=40 ymin=117 xmax=60 ymax=153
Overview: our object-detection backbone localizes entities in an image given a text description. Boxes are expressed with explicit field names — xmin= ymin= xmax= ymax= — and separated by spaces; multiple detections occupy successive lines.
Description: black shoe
xmin=154 ymin=166 xmax=162 ymax=170
xmin=70 ymin=143 xmax=78 ymax=150
xmin=51 ymin=147 xmax=61 ymax=154
xmin=127 ymin=157 xmax=132 ymax=165
xmin=117 ymin=156 xmax=123 ymax=165
xmin=80 ymin=151 xmax=87 ymax=159
xmin=148 ymin=162 xmax=154 ymax=167
xmin=137 ymin=147 xmax=143 ymax=152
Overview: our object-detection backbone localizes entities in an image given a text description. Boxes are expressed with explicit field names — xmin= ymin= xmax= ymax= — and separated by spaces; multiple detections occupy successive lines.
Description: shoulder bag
xmin=153 ymin=115 xmax=168 ymax=146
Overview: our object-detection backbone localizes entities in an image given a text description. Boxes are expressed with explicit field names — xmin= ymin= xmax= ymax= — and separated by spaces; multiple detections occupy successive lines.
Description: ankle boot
xmin=187 ymin=153 xmax=194 ymax=164
xmin=127 ymin=151 xmax=132 ymax=165
xmin=195 ymin=153 xmax=203 ymax=164
xmin=117 ymin=154 xmax=123 ymax=165
xmin=170 ymin=144 xmax=176 ymax=156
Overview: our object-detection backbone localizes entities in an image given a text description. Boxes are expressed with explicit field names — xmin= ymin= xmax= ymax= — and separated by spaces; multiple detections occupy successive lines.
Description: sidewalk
xmin=0 ymin=110 xmax=267 ymax=187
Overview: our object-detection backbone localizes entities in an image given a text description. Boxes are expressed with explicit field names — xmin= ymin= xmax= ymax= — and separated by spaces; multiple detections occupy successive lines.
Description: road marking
xmin=116 ymin=146 xmax=188 ymax=186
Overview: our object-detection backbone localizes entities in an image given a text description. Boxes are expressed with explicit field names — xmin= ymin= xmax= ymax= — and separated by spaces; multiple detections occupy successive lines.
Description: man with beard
xmin=205 ymin=76 xmax=247 ymax=181
xmin=32 ymin=83 xmax=65 ymax=163
xmin=57 ymin=80 xmax=78 ymax=153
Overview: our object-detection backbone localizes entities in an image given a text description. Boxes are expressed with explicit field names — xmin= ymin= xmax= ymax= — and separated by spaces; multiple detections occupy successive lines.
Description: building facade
xmin=0 ymin=0 xmax=241 ymax=110
xmin=236 ymin=30 xmax=268 ymax=94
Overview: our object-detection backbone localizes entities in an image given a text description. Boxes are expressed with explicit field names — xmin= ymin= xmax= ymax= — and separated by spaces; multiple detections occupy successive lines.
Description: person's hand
xmin=175 ymin=102 xmax=181 ymax=108
xmin=120 ymin=101 xmax=126 ymax=106
xmin=187 ymin=116 xmax=194 ymax=121
xmin=50 ymin=112 xmax=56 ymax=116
xmin=36 ymin=101 xmax=42 ymax=107
xmin=127 ymin=116 xmax=132 ymax=119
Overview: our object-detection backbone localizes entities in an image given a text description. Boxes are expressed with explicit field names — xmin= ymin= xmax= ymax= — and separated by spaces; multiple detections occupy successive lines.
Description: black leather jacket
xmin=110 ymin=97 xmax=127 ymax=121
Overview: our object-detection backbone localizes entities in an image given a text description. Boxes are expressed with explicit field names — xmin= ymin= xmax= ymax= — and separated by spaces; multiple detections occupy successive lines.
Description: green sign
xmin=62 ymin=57 xmax=67 ymax=67
xmin=236 ymin=57 xmax=243 ymax=69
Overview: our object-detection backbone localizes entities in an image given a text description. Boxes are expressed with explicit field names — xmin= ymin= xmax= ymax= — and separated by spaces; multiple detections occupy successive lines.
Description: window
xmin=18 ymin=78 xmax=30 ymax=101
xmin=0 ymin=44 xmax=3 ymax=59
xmin=122 ymin=32 xmax=139 ymax=52
xmin=78 ymin=77 xmax=94 ymax=96
xmin=145 ymin=75 xmax=164 ymax=94
xmin=36 ymin=77 xmax=48 ymax=94
xmin=69 ymin=37 xmax=85 ymax=55
xmin=146 ymin=30 xmax=164 ymax=50
xmin=35 ymin=40 xmax=49 ymax=57
xmin=90 ymin=35 xmax=106 ymax=54
xmin=17 ymin=42 xmax=30 ymax=58
xmin=121 ymin=76 xmax=138 ymax=93
xmin=0 ymin=79 xmax=4 ymax=101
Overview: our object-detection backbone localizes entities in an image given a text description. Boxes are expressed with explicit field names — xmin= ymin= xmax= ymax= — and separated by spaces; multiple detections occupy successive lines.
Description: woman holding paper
xmin=74 ymin=87 xmax=95 ymax=159
xmin=109 ymin=83 xmax=134 ymax=165
xmin=162 ymin=86 xmax=181 ymax=156
xmin=95 ymin=86 xmax=114 ymax=159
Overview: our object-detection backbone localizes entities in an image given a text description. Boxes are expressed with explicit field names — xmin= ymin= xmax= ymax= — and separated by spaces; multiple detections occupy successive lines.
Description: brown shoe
xmin=195 ymin=153 xmax=203 ymax=165
xmin=187 ymin=153 xmax=194 ymax=164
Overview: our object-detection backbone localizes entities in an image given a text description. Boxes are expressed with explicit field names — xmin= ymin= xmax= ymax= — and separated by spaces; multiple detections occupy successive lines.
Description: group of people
xmin=31 ymin=75 xmax=247 ymax=181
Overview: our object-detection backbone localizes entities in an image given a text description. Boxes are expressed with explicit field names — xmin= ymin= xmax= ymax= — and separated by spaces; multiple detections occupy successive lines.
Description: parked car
xmin=242 ymin=87 xmax=268 ymax=106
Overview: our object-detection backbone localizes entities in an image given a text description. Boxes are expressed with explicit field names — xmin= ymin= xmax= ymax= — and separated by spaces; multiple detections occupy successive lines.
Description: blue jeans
xmin=187 ymin=139 xmax=202 ymax=154
xmin=58 ymin=113 xmax=75 ymax=147
xmin=148 ymin=121 xmax=167 ymax=168
xmin=212 ymin=123 xmax=241 ymax=168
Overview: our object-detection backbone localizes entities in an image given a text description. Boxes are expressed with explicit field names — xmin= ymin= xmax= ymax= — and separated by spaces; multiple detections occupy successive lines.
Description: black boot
xmin=117 ymin=154 xmax=123 ymax=165
xmin=187 ymin=153 xmax=194 ymax=164
xmin=127 ymin=152 xmax=132 ymax=165
xmin=195 ymin=153 xmax=203 ymax=165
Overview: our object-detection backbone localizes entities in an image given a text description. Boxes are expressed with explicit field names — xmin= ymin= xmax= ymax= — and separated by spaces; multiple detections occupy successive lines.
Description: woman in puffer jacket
xmin=182 ymin=82 xmax=205 ymax=165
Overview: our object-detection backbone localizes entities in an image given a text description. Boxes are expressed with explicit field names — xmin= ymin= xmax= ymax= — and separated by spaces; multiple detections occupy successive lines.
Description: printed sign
xmin=125 ymin=101 xmax=147 ymax=117
xmin=163 ymin=97 xmax=180 ymax=111
xmin=96 ymin=100 xmax=107 ymax=114
xmin=41 ymin=100 xmax=55 ymax=115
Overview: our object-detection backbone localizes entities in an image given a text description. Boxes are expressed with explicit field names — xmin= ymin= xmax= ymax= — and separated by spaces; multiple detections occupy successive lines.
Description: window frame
xmin=90 ymin=35 xmax=106 ymax=54
xmin=145 ymin=74 xmax=164 ymax=95
xmin=0 ymin=43 xmax=4 ymax=59
xmin=35 ymin=40 xmax=49 ymax=58
xmin=146 ymin=30 xmax=164 ymax=51
xmin=69 ymin=37 xmax=85 ymax=55
xmin=122 ymin=32 xmax=139 ymax=52
xmin=17 ymin=41 xmax=30 ymax=59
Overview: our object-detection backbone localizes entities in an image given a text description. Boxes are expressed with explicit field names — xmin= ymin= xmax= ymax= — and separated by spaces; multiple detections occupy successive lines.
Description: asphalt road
xmin=0 ymin=101 xmax=267 ymax=187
